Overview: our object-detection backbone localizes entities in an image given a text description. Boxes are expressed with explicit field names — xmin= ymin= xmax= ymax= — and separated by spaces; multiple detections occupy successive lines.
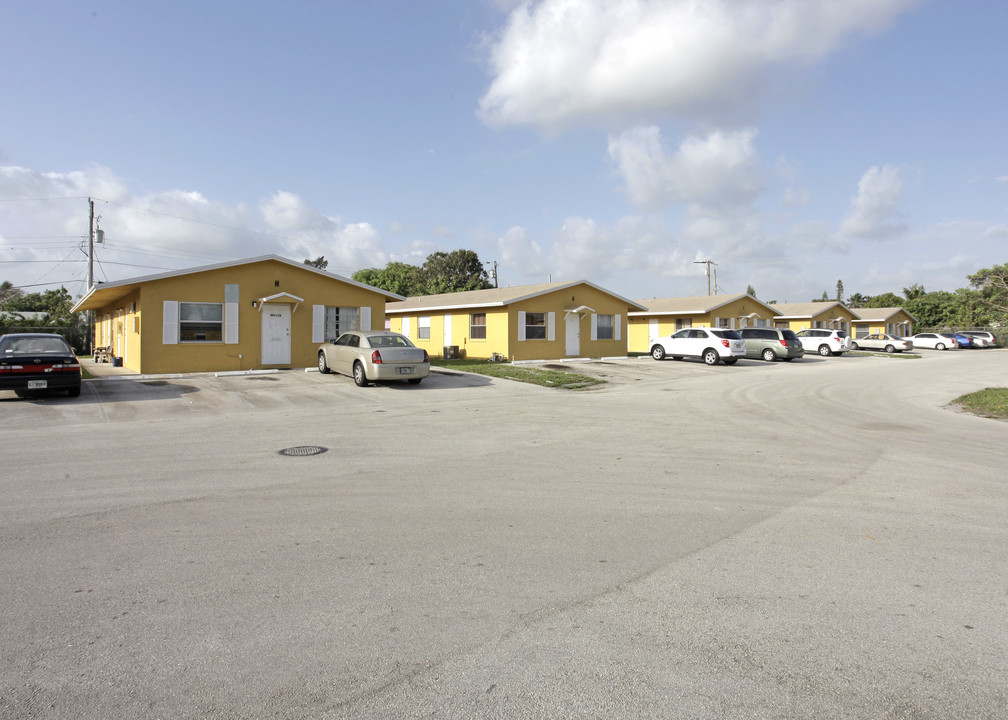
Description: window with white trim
xmin=470 ymin=313 xmax=486 ymax=340
xmin=418 ymin=316 xmax=431 ymax=340
xmin=524 ymin=312 xmax=547 ymax=340
xmin=179 ymin=302 xmax=223 ymax=342
xmin=324 ymin=306 xmax=359 ymax=341
xmin=595 ymin=314 xmax=614 ymax=340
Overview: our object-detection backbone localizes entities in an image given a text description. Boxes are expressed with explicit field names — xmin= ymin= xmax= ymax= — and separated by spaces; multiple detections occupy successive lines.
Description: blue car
xmin=939 ymin=332 xmax=973 ymax=348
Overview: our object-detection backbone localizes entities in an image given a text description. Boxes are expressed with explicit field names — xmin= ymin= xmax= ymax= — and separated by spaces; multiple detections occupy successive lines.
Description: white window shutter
xmin=360 ymin=306 xmax=372 ymax=331
xmin=590 ymin=314 xmax=598 ymax=341
xmin=547 ymin=312 xmax=555 ymax=342
xmin=163 ymin=301 xmax=179 ymax=344
xmin=224 ymin=302 xmax=239 ymax=344
xmin=402 ymin=316 xmax=411 ymax=338
xmin=518 ymin=311 xmax=526 ymax=341
xmin=312 ymin=305 xmax=324 ymax=343
xmin=714 ymin=316 xmax=720 ymax=329
xmin=615 ymin=314 xmax=622 ymax=341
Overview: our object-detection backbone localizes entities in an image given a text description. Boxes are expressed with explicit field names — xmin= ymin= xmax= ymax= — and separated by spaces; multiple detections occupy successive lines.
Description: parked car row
xmin=908 ymin=331 xmax=998 ymax=350
xmin=647 ymin=325 xmax=1000 ymax=366
xmin=648 ymin=326 xmax=856 ymax=365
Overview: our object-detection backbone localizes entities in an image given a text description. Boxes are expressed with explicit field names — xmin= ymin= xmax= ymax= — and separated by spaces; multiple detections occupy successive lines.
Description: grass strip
xmin=953 ymin=387 xmax=1008 ymax=420
xmin=430 ymin=358 xmax=605 ymax=389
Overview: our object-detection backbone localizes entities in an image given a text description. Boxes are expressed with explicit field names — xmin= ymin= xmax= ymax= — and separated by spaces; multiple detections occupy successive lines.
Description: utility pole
xmin=693 ymin=259 xmax=718 ymax=295
xmin=487 ymin=260 xmax=499 ymax=288
xmin=88 ymin=198 xmax=95 ymax=290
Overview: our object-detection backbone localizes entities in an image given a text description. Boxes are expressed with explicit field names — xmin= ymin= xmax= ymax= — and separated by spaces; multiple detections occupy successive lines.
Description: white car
xmin=649 ymin=327 xmax=746 ymax=366
xmin=907 ymin=333 xmax=956 ymax=350
xmin=794 ymin=328 xmax=853 ymax=356
xmin=851 ymin=333 xmax=913 ymax=353
xmin=959 ymin=331 xmax=996 ymax=348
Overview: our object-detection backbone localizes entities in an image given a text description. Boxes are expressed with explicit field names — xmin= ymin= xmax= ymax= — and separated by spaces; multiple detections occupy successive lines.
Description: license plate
xmin=398 ymin=367 xmax=412 ymax=375
xmin=28 ymin=380 xmax=47 ymax=389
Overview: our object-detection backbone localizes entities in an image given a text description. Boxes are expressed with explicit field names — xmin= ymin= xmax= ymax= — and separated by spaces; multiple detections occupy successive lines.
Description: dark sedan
xmin=0 ymin=333 xmax=82 ymax=397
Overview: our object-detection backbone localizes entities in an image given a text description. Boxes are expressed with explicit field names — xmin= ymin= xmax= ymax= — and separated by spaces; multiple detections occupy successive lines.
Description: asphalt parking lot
xmin=2 ymin=349 xmax=1007 ymax=718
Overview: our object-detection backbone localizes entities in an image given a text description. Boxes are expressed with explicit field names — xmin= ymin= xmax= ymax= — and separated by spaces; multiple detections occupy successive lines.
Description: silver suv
xmin=738 ymin=327 xmax=804 ymax=362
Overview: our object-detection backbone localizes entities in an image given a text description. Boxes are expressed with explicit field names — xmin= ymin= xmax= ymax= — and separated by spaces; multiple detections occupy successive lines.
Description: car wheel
xmin=353 ymin=361 xmax=369 ymax=387
xmin=936 ymin=343 xmax=946 ymax=350
xmin=67 ymin=385 xmax=81 ymax=398
xmin=703 ymin=349 xmax=719 ymax=366
xmin=651 ymin=345 xmax=666 ymax=361
xmin=407 ymin=378 xmax=422 ymax=385
xmin=818 ymin=344 xmax=832 ymax=357
xmin=851 ymin=342 xmax=859 ymax=350
xmin=318 ymin=351 xmax=330 ymax=374
xmin=762 ymin=348 xmax=776 ymax=362
xmin=884 ymin=344 xmax=895 ymax=353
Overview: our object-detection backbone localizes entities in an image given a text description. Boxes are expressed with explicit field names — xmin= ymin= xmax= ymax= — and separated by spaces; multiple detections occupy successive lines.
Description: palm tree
xmin=903 ymin=283 xmax=925 ymax=301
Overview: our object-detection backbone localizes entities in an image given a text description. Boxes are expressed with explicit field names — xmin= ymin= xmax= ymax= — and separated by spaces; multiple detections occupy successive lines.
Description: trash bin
xmin=443 ymin=345 xmax=459 ymax=359
xmin=112 ymin=356 xmax=123 ymax=367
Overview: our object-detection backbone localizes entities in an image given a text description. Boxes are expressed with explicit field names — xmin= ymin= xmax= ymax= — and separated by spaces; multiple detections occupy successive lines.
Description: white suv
xmin=959 ymin=331 xmax=997 ymax=348
xmin=795 ymin=328 xmax=853 ymax=356
xmin=650 ymin=327 xmax=746 ymax=366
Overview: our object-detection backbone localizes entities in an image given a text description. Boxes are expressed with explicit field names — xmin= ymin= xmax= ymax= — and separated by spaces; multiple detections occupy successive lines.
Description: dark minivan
xmin=738 ymin=327 xmax=804 ymax=362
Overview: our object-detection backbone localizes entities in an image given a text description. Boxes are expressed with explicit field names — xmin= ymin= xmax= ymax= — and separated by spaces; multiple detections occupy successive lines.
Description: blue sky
xmin=2 ymin=0 xmax=1006 ymax=303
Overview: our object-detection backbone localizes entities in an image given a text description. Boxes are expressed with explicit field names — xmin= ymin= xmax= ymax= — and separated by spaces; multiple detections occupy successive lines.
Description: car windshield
xmin=782 ymin=330 xmax=798 ymax=340
xmin=711 ymin=330 xmax=742 ymax=340
xmin=368 ymin=334 xmax=415 ymax=348
xmin=0 ymin=336 xmax=71 ymax=354
xmin=836 ymin=330 xmax=848 ymax=337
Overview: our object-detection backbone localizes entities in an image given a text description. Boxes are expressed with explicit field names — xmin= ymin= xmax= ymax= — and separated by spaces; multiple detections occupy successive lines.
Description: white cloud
xmin=840 ymin=165 xmax=907 ymax=240
xmin=479 ymin=0 xmax=921 ymax=129
xmin=608 ymin=126 xmax=762 ymax=211
xmin=0 ymin=164 xmax=387 ymax=290
xmin=498 ymin=225 xmax=545 ymax=277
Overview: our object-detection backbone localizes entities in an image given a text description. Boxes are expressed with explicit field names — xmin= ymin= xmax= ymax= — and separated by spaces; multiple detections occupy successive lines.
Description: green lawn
xmin=430 ymin=358 xmax=605 ymax=389
xmin=954 ymin=387 xmax=1008 ymax=420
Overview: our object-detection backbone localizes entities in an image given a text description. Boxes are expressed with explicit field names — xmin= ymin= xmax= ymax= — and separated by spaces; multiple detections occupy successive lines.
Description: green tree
xmin=0 ymin=280 xmax=23 ymax=307
xmin=865 ymin=292 xmax=904 ymax=308
xmin=836 ymin=279 xmax=845 ymax=303
xmin=968 ymin=262 xmax=1008 ymax=321
xmin=5 ymin=287 xmax=77 ymax=324
xmin=354 ymin=249 xmax=492 ymax=297
xmin=746 ymin=284 xmax=757 ymax=298
xmin=902 ymin=283 xmax=925 ymax=301
xmin=303 ymin=256 xmax=328 ymax=270
xmin=846 ymin=292 xmax=868 ymax=307
xmin=353 ymin=261 xmax=425 ymax=296
xmin=420 ymin=249 xmax=493 ymax=294
xmin=906 ymin=290 xmax=958 ymax=328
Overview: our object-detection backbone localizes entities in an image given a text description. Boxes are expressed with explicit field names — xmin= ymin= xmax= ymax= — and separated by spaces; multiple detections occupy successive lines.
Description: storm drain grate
xmin=278 ymin=445 xmax=329 ymax=457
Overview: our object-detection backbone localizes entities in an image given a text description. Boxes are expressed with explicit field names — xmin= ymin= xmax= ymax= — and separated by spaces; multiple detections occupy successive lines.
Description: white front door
xmin=261 ymin=304 xmax=291 ymax=365
xmin=565 ymin=313 xmax=580 ymax=356
xmin=443 ymin=313 xmax=452 ymax=348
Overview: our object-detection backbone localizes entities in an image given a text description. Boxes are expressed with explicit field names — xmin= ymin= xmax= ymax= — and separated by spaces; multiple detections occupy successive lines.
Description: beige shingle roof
xmin=768 ymin=301 xmax=853 ymax=319
xmin=629 ymin=294 xmax=780 ymax=317
xmin=850 ymin=306 xmax=917 ymax=322
xmin=385 ymin=280 xmax=645 ymax=313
